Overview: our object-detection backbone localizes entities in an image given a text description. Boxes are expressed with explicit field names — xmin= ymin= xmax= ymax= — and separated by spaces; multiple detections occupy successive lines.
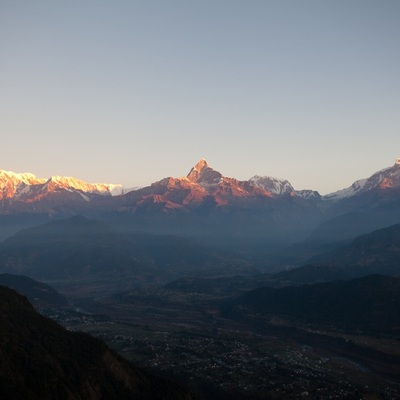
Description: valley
xmin=46 ymin=281 xmax=400 ymax=400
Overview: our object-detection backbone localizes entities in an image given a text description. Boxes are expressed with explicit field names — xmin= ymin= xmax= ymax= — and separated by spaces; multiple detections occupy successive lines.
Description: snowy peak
xmin=0 ymin=169 xmax=125 ymax=201
xmin=46 ymin=176 xmax=125 ymax=196
xmin=249 ymin=175 xmax=294 ymax=196
xmin=324 ymin=160 xmax=400 ymax=201
xmin=135 ymin=159 xmax=273 ymax=210
xmin=249 ymin=175 xmax=322 ymax=199
xmin=0 ymin=170 xmax=45 ymax=186
xmin=188 ymin=158 xmax=209 ymax=174
xmin=186 ymin=159 xmax=222 ymax=186
xmin=185 ymin=160 xmax=268 ymax=196
xmin=294 ymin=189 xmax=321 ymax=200
xmin=0 ymin=170 xmax=45 ymax=200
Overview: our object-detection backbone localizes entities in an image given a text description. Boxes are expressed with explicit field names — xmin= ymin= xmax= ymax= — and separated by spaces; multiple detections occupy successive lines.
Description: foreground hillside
xmin=0 ymin=286 xmax=195 ymax=400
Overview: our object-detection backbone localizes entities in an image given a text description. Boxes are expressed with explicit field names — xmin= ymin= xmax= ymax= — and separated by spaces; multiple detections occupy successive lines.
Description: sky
xmin=1 ymin=0 xmax=399 ymax=194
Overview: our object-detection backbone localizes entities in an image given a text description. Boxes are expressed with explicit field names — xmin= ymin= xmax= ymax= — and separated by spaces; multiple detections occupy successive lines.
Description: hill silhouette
xmin=0 ymin=216 xmax=243 ymax=282
xmin=226 ymin=275 xmax=400 ymax=332
xmin=0 ymin=285 xmax=195 ymax=400
xmin=0 ymin=273 xmax=67 ymax=308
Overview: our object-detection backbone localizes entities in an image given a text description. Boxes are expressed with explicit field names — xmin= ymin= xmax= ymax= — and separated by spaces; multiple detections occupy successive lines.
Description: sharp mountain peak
xmin=194 ymin=158 xmax=209 ymax=170
xmin=187 ymin=158 xmax=210 ymax=175
xmin=186 ymin=158 xmax=222 ymax=185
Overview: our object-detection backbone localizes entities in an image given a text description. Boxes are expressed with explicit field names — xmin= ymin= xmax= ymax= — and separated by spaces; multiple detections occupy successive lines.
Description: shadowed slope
xmin=0 ymin=286 xmax=195 ymax=400
xmin=226 ymin=275 xmax=400 ymax=332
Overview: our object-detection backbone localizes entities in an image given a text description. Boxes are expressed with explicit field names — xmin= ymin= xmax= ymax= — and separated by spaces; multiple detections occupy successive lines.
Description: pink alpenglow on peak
xmin=0 ymin=169 xmax=126 ymax=200
xmin=186 ymin=159 xmax=222 ymax=186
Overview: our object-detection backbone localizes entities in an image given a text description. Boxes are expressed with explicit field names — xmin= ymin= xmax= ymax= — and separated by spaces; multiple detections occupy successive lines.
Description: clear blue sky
xmin=1 ymin=0 xmax=399 ymax=194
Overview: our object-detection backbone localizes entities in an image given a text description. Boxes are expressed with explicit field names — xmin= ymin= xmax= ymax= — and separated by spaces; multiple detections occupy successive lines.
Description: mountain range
xmin=3 ymin=157 xmax=400 ymax=203
xmin=1 ymin=158 xmax=400 ymax=248
xmin=0 ymin=169 xmax=126 ymax=200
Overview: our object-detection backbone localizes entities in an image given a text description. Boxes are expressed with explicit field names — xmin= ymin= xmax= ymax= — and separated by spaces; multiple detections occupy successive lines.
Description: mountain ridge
xmin=0 ymin=215 xmax=248 ymax=283
xmin=323 ymin=159 xmax=400 ymax=201
xmin=0 ymin=169 xmax=126 ymax=201
xmin=1 ymin=158 xmax=400 ymax=247
xmin=3 ymin=158 xmax=400 ymax=203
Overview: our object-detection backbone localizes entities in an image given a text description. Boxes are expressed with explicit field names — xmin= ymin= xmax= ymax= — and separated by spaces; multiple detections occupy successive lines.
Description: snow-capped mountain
xmin=120 ymin=159 xmax=273 ymax=210
xmin=186 ymin=158 xmax=223 ymax=186
xmin=185 ymin=159 xmax=270 ymax=201
xmin=186 ymin=159 xmax=319 ymax=201
xmin=249 ymin=175 xmax=294 ymax=196
xmin=249 ymin=175 xmax=321 ymax=200
xmin=111 ymin=159 xmax=327 ymax=246
xmin=0 ymin=170 xmax=46 ymax=200
xmin=3 ymin=158 xmax=400 ymax=207
xmin=2 ymin=158 xmax=400 ymax=247
xmin=324 ymin=159 xmax=400 ymax=201
xmin=293 ymin=189 xmax=322 ymax=200
xmin=44 ymin=176 xmax=126 ymax=196
xmin=0 ymin=169 xmax=126 ymax=201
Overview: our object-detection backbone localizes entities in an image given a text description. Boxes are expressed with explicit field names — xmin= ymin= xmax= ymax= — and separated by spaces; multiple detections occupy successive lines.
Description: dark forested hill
xmin=273 ymin=224 xmax=400 ymax=284
xmin=0 ymin=273 xmax=67 ymax=308
xmin=226 ymin=275 xmax=400 ymax=332
xmin=0 ymin=285 xmax=195 ymax=400
xmin=308 ymin=223 xmax=400 ymax=271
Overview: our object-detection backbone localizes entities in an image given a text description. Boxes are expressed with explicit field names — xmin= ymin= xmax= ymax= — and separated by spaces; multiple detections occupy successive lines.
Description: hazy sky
xmin=1 ymin=1 xmax=399 ymax=194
